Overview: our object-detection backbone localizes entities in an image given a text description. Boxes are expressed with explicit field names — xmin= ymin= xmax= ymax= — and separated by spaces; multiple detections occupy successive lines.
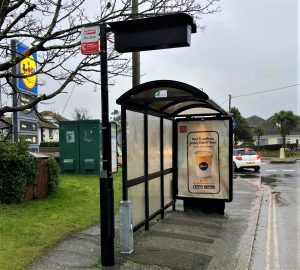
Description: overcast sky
xmin=43 ymin=0 xmax=299 ymax=120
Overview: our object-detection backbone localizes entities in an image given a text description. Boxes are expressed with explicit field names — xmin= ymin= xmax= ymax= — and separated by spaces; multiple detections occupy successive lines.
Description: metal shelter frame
xmin=117 ymin=80 xmax=233 ymax=232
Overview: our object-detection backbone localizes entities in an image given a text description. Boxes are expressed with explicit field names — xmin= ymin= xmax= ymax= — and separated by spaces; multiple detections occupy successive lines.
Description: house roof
xmin=247 ymin=115 xmax=300 ymax=136
xmin=246 ymin=115 xmax=266 ymax=127
xmin=40 ymin=111 xmax=68 ymax=123
xmin=39 ymin=120 xmax=58 ymax=129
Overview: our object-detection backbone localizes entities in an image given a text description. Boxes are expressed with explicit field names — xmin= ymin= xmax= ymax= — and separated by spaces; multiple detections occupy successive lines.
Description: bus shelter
xmin=116 ymin=80 xmax=233 ymax=232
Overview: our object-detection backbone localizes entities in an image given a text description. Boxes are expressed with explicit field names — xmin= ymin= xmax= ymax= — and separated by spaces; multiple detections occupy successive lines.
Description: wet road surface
xmin=234 ymin=160 xmax=300 ymax=270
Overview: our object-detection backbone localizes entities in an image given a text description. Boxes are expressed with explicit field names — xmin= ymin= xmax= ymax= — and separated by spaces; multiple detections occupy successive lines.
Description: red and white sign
xmin=81 ymin=26 xmax=100 ymax=55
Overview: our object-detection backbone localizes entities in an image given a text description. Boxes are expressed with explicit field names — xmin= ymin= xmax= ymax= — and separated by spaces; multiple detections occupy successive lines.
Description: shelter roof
xmin=116 ymin=80 xmax=229 ymax=117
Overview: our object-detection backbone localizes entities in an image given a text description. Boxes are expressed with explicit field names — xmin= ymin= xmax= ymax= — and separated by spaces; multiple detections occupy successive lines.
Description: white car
xmin=233 ymin=148 xmax=261 ymax=172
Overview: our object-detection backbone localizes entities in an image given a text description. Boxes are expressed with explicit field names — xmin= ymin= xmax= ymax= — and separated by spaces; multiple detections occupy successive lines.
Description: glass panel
xmin=164 ymin=173 xmax=173 ymax=206
xmin=163 ymin=119 xmax=173 ymax=169
xmin=148 ymin=115 xmax=160 ymax=174
xmin=148 ymin=101 xmax=172 ymax=110
xmin=128 ymin=183 xmax=145 ymax=227
xmin=178 ymin=107 xmax=219 ymax=115
xmin=126 ymin=110 xmax=144 ymax=180
xmin=149 ymin=177 xmax=161 ymax=216
xmin=164 ymin=101 xmax=204 ymax=114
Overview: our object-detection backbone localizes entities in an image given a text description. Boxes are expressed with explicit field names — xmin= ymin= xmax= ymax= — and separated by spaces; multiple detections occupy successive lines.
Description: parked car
xmin=233 ymin=148 xmax=261 ymax=172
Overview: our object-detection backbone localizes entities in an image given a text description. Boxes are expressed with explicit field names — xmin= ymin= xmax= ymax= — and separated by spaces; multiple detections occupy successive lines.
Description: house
xmin=39 ymin=111 xmax=68 ymax=143
xmin=247 ymin=115 xmax=300 ymax=147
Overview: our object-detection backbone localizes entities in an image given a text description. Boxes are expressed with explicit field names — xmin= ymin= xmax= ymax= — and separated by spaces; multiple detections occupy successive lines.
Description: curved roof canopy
xmin=116 ymin=80 xmax=229 ymax=117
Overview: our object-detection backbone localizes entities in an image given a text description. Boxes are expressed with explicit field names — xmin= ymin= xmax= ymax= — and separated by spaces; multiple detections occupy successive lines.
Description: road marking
xmin=266 ymin=170 xmax=277 ymax=172
xmin=282 ymin=169 xmax=295 ymax=172
xmin=265 ymin=193 xmax=281 ymax=270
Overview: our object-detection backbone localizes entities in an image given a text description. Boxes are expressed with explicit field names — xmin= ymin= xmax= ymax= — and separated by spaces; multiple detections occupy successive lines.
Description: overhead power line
xmin=232 ymin=83 xmax=299 ymax=99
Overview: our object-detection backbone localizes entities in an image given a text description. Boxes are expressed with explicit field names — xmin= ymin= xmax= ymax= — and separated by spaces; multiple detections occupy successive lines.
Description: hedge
xmin=0 ymin=140 xmax=38 ymax=204
xmin=39 ymin=141 xmax=59 ymax=147
xmin=47 ymin=156 xmax=60 ymax=194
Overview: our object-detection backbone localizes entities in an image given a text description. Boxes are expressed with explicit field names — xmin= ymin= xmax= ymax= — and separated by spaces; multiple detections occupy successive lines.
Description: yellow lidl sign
xmin=17 ymin=42 xmax=38 ymax=94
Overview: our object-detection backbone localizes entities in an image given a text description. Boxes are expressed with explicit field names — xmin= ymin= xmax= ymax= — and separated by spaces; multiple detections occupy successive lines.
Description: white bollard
xmin=279 ymin=147 xmax=285 ymax=159
xmin=119 ymin=200 xmax=133 ymax=254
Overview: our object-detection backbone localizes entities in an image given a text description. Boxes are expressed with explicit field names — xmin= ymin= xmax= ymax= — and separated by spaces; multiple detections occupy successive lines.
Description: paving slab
xmin=28 ymin=179 xmax=262 ymax=270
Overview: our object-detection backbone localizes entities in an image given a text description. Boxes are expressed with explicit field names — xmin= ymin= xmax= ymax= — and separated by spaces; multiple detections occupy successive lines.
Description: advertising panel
xmin=111 ymin=122 xmax=118 ymax=173
xmin=17 ymin=42 xmax=38 ymax=95
xmin=177 ymin=119 xmax=231 ymax=200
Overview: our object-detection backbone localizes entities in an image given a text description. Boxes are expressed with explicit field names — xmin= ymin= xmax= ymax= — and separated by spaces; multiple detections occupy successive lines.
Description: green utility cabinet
xmin=59 ymin=120 xmax=102 ymax=175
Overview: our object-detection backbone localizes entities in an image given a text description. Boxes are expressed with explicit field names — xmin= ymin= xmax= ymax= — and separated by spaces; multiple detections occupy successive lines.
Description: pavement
xmin=28 ymin=179 xmax=263 ymax=270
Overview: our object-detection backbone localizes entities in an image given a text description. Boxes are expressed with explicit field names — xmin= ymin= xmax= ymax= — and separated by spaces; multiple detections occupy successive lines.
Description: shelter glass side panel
xmin=164 ymin=173 xmax=173 ymax=206
xmin=128 ymin=183 xmax=146 ymax=227
xmin=177 ymin=120 xmax=230 ymax=200
xmin=126 ymin=110 xmax=145 ymax=180
xmin=149 ymin=177 xmax=161 ymax=216
xmin=163 ymin=119 xmax=173 ymax=169
xmin=148 ymin=115 xmax=160 ymax=174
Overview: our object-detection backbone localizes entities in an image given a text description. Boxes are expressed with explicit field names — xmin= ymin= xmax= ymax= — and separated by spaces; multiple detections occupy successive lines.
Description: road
xmin=234 ymin=160 xmax=300 ymax=270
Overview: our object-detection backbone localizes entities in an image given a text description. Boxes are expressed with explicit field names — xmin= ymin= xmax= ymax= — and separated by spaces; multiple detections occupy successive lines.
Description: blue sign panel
xmin=17 ymin=42 xmax=38 ymax=95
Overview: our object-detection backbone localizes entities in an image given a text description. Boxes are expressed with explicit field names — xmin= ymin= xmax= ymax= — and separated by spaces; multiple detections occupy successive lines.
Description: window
xmin=49 ymin=129 xmax=53 ymax=139
xmin=259 ymin=138 xmax=268 ymax=146
xmin=277 ymin=138 xmax=283 ymax=144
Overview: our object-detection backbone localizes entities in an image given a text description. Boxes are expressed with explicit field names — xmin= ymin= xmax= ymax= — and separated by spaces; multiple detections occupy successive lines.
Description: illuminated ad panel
xmin=111 ymin=123 xmax=118 ymax=173
xmin=17 ymin=42 xmax=38 ymax=95
xmin=177 ymin=119 xmax=230 ymax=200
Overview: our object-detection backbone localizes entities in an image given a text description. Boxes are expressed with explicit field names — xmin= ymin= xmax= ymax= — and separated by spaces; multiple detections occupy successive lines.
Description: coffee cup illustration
xmin=194 ymin=151 xmax=213 ymax=178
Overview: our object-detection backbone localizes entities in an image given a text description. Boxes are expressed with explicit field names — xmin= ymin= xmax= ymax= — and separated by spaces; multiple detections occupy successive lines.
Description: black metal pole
xmin=11 ymin=39 xmax=18 ymax=142
xmin=99 ymin=23 xmax=115 ymax=267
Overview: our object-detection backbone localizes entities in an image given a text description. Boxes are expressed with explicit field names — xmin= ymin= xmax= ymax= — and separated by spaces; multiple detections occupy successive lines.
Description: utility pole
xmin=132 ymin=0 xmax=140 ymax=87
xmin=228 ymin=94 xmax=231 ymax=112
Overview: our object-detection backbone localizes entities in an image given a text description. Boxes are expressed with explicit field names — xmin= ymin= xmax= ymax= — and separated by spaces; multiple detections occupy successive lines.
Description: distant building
xmin=0 ymin=112 xmax=68 ymax=145
xmin=39 ymin=111 xmax=68 ymax=143
xmin=247 ymin=115 xmax=300 ymax=147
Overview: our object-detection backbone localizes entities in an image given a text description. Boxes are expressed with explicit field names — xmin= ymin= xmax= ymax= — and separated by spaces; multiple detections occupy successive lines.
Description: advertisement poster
xmin=111 ymin=123 xmax=118 ymax=173
xmin=177 ymin=119 xmax=231 ymax=200
xmin=187 ymin=131 xmax=220 ymax=194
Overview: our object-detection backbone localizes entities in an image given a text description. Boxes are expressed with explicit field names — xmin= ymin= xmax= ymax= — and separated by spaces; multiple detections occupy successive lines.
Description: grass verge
xmin=0 ymin=171 xmax=122 ymax=270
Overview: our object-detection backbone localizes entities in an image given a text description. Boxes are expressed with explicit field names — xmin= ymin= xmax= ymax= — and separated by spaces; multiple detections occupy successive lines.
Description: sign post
xmin=99 ymin=23 xmax=115 ymax=267
xmin=11 ymin=40 xmax=39 ymax=151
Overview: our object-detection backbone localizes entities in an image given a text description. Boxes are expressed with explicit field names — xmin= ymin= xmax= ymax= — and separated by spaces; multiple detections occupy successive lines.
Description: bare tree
xmin=71 ymin=106 xmax=90 ymax=120
xmin=0 ymin=0 xmax=219 ymax=120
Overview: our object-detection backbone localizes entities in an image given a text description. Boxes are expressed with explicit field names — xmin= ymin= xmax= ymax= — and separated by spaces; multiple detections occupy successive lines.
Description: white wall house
xmin=38 ymin=111 xmax=68 ymax=144
xmin=39 ymin=119 xmax=59 ymax=143
xmin=247 ymin=115 xmax=300 ymax=148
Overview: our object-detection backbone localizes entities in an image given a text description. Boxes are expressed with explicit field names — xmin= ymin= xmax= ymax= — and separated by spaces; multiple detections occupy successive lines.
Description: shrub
xmin=47 ymin=156 xmax=60 ymax=194
xmin=40 ymin=141 xmax=59 ymax=147
xmin=0 ymin=140 xmax=38 ymax=204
